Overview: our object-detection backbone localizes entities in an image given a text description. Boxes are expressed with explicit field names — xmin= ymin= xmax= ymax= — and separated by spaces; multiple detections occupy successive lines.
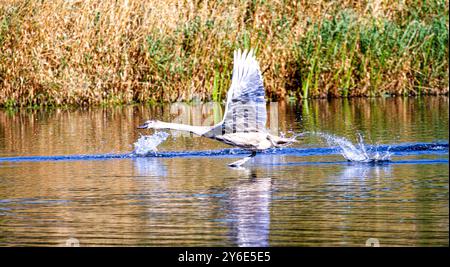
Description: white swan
xmin=138 ymin=49 xmax=296 ymax=167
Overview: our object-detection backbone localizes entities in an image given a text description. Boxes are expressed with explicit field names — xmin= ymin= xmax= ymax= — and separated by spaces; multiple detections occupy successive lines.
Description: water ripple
xmin=0 ymin=142 xmax=447 ymax=163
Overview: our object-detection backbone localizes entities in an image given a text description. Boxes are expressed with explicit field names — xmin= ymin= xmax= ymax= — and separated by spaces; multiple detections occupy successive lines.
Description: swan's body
xmin=138 ymin=49 xmax=296 ymax=167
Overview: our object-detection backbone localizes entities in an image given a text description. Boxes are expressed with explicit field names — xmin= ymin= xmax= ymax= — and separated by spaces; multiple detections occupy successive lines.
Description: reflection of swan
xmin=225 ymin=171 xmax=272 ymax=247
xmin=138 ymin=49 xmax=296 ymax=167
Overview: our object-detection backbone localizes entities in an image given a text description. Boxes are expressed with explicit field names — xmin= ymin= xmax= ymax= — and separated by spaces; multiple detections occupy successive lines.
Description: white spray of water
xmin=131 ymin=129 xmax=390 ymax=162
xmin=298 ymin=132 xmax=392 ymax=162
xmin=132 ymin=131 xmax=170 ymax=156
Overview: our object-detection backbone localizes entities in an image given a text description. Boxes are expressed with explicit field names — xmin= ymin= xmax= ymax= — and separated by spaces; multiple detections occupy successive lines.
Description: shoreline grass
xmin=0 ymin=0 xmax=448 ymax=107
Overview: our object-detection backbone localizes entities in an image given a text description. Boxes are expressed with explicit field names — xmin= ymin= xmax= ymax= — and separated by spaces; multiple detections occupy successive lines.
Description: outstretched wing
xmin=220 ymin=49 xmax=267 ymax=134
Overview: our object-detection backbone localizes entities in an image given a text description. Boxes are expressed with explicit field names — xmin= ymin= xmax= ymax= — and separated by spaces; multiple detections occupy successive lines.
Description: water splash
xmin=300 ymin=132 xmax=392 ymax=163
xmin=132 ymin=131 xmax=170 ymax=156
xmin=0 ymin=142 xmax=445 ymax=163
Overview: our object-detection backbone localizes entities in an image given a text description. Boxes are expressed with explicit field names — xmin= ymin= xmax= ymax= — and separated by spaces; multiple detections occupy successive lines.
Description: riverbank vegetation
xmin=0 ymin=0 xmax=448 ymax=107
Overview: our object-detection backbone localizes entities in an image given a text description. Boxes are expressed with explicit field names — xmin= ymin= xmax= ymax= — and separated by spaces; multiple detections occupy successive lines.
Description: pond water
xmin=0 ymin=97 xmax=448 ymax=246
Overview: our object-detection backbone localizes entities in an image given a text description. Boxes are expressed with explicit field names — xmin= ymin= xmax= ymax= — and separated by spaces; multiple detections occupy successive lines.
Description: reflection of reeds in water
xmin=0 ymin=99 xmax=447 ymax=245
xmin=0 ymin=0 xmax=447 ymax=107
xmin=0 ymin=97 xmax=448 ymax=157
xmin=299 ymin=97 xmax=449 ymax=143
xmin=0 ymin=160 xmax=154 ymax=246
xmin=1 ymin=150 xmax=446 ymax=246
xmin=268 ymin=162 xmax=449 ymax=246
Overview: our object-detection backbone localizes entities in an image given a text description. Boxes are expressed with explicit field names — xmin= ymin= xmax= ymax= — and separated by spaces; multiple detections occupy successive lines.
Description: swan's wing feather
xmin=221 ymin=49 xmax=267 ymax=133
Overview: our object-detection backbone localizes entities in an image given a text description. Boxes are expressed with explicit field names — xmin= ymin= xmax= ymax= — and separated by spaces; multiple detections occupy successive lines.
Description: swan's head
xmin=137 ymin=120 xmax=161 ymax=129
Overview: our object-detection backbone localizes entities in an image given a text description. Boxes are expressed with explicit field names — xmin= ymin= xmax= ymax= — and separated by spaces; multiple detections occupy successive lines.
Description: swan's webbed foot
xmin=228 ymin=157 xmax=252 ymax=167
xmin=228 ymin=151 xmax=257 ymax=168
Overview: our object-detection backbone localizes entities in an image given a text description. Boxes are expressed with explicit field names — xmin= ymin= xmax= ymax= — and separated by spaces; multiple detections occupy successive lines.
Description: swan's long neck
xmin=154 ymin=121 xmax=212 ymax=136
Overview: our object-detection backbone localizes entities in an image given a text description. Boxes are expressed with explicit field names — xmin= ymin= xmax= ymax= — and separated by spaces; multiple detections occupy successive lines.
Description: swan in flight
xmin=138 ymin=49 xmax=296 ymax=167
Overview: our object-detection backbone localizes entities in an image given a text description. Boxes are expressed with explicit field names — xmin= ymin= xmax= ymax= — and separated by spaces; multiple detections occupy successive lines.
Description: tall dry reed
xmin=0 ymin=0 xmax=448 ymax=107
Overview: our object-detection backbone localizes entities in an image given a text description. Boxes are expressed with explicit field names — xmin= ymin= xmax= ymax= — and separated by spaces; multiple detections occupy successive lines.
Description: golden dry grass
xmin=0 ymin=0 xmax=448 ymax=107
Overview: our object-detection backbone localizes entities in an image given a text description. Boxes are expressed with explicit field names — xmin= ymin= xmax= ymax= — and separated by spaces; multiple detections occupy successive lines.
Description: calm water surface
xmin=0 ymin=97 xmax=448 ymax=246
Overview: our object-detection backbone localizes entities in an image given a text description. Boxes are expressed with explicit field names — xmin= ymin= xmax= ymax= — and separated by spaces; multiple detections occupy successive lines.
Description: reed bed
xmin=0 ymin=0 xmax=448 ymax=107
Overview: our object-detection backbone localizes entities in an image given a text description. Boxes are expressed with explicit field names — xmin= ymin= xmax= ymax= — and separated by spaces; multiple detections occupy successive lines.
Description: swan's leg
xmin=228 ymin=151 xmax=257 ymax=168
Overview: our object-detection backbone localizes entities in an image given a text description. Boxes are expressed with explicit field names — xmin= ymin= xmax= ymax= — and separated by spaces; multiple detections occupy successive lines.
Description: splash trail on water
xmin=132 ymin=131 xmax=170 ymax=156
xmin=0 ymin=131 xmax=447 ymax=163
xmin=132 ymin=130 xmax=393 ymax=163
xmin=0 ymin=142 xmax=446 ymax=162
xmin=292 ymin=131 xmax=392 ymax=163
